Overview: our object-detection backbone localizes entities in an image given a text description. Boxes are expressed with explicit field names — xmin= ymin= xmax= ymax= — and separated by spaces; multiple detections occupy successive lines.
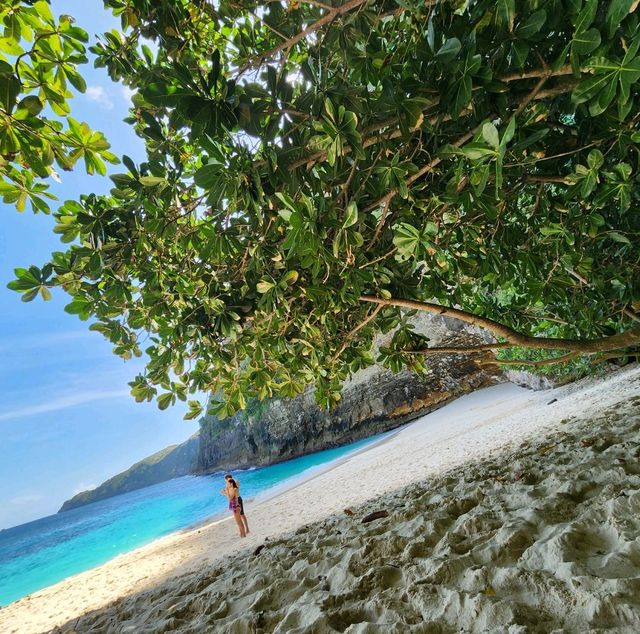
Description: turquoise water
xmin=0 ymin=432 xmax=388 ymax=606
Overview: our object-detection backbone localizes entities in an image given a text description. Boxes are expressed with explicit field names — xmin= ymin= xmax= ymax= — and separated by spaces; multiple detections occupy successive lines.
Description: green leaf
xmin=343 ymin=201 xmax=358 ymax=228
xmin=184 ymin=400 xmax=203 ymax=420
xmin=157 ymin=393 xmax=174 ymax=410
xmin=256 ymin=280 xmax=274 ymax=293
xmin=63 ymin=300 xmax=89 ymax=317
xmin=496 ymin=0 xmax=516 ymax=31
xmin=66 ymin=69 xmax=87 ymax=93
xmin=450 ymin=74 xmax=472 ymax=118
xmin=572 ymin=28 xmax=601 ymax=56
xmin=393 ymin=223 xmax=421 ymax=257
xmin=15 ymin=95 xmax=44 ymax=117
xmin=461 ymin=144 xmax=496 ymax=160
xmin=426 ymin=17 xmax=435 ymax=51
xmin=194 ymin=163 xmax=222 ymax=188
xmin=0 ymin=69 xmax=20 ymax=114
xmin=572 ymin=64 xmax=612 ymax=104
xmin=482 ymin=122 xmax=500 ymax=149
xmin=574 ymin=0 xmax=598 ymax=32
xmin=209 ymin=49 xmax=221 ymax=89
xmin=605 ymin=0 xmax=633 ymax=37
xmin=424 ymin=220 xmax=438 ymax=236
xmin=139 ymin=176 xmax=166 ymax=187
xmin=21 ymin=288 xmax=39 ymax=302
xmin=516 ymin=10 xmax=547 ymax=39
xmin=501 ymin=117 xmax=516 ymax=147
xmin=281 ymin=270 xmax=299 ymax=286
xmin=591 ymin=75 xmax=617 ymax=115
xmin=607 ymin=231 xmax=631 ymax=243
xmin=0 ymin=37 xmax=23 ymax=55
xmin=512 ymin=41 xmax=530 ymax=69
xmin=275 ymin=192 xmax=298 ymax=213
xmin=324 ymin=98 xmax=336 ymax=123
xmin=435 ymin=38 xmax=461 ymax=63
xmin=587 ymin=149 xmax=604 ymax=170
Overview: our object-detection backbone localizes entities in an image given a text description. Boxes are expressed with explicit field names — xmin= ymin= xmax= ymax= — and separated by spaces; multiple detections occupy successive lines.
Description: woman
xmin=220 ymin=476 xmax=246 ymax=537
xmin=224 ymin=473 xmax=250 ymax=535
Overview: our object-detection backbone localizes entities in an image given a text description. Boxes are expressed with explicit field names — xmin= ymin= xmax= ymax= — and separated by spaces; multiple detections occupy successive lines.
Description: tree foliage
xmin=0 ymin=0 xmax=117 ymax=214
xmin=8 ymin=0 xmax=640 ymax=418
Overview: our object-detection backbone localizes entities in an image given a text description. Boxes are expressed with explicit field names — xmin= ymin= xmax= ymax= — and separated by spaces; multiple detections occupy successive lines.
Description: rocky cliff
xmin=60 ymin=315 xmax=502 ymax=509
xmin=197 ymin=314 xmax=502 ymax=473
xmin=59 ymin=434 xmax=199 ymax=512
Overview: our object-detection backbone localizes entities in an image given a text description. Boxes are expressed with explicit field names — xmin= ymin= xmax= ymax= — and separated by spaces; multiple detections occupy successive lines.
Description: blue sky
xmin=0 ymin=0 xmax=199 ymax=529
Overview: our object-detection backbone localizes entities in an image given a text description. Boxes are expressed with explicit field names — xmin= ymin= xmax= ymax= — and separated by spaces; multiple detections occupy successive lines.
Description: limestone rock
xmin=197 ymin=314 xmax=502 ymax=473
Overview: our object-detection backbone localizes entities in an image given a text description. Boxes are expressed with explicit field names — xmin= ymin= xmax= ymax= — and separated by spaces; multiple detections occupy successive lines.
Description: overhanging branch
xmin=406 ymin=342 xmax=513 ymax=354
xmin=360 ymin=295 xmax=640 ymax=353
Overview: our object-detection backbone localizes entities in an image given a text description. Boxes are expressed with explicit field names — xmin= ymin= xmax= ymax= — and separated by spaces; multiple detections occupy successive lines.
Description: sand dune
xmin=1 ymin=366 xmax=639 ymax=633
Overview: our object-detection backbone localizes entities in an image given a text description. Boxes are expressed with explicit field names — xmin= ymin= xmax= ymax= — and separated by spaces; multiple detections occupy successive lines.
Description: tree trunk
xmin=360 ymin=296 xmax=640 ymax=355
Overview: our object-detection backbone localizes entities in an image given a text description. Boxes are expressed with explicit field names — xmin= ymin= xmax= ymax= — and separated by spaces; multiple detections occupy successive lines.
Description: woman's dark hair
xmin=227 ymin=477 xmax=238 ymax=488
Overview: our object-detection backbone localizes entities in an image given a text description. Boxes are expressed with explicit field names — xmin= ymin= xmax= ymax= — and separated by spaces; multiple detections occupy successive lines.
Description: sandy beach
xmin=1 ymin=366 xmax=639 ymax=633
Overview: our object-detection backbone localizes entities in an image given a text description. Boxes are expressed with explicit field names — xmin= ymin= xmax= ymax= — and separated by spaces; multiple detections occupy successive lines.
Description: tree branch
xmin=332 ymin=304 xmax=383 ymax=361
xmin=360 ymin=295 xmax=640 ymax=353
xmin=364 ymin=125 xmax=478 ymax=245
xmin=525 ymin=175 xmax=570 ymax=183
xmin=590 ymin=350 xmax=639 ymax=365
xmin=508 ymin=71 xmax=551 ymax=122
xmin=265 ymin=73 xmax=575 ymax=174
xmin=499 ymin=65 xmax=572 ymax=82
xmin=362 ymin=77 xmax=578 ymax=238
xmin=623 ymin=308 xmax=640 ymax=323
xmin=406 ymin=342 xmax=513 ymax=354
xmin=238 ymin=0 xmax=370 ymax=74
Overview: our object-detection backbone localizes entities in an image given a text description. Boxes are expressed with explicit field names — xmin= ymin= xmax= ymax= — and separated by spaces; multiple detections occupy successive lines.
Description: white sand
xmin=1 ymin=366 xmax=639 ymax=633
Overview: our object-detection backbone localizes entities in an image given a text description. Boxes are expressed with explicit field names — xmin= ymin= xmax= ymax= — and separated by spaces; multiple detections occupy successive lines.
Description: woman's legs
xmin=238 ymin=497 xmax=250 ymax=534
xmin=233 ymin=509 xmax=246 ymax=537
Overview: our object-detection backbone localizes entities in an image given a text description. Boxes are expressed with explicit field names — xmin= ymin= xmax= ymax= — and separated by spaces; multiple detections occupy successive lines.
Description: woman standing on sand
xmin=224 ymin=474 xmax=250 ymax=535
xmin=224 ymin=473 xmax=249 ymax=535
xmin=220 ymin=476 xmax=247 ymax=537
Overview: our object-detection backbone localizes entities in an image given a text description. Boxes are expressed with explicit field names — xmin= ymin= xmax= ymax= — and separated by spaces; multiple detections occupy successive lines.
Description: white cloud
xmin=86 ymin=85 xmax=114 ymax=110
xmin=0 ymin=389 xmax=130 ymax=423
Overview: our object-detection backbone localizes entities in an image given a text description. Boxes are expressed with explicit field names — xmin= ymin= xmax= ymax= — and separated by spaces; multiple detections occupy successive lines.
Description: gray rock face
xmin=503 ymin=369 xmax=556 ymax=391
xmin=197 ymin=315 xmax=502 ymax=473
xmin=59 ymin=314 xmax=503 ymax=510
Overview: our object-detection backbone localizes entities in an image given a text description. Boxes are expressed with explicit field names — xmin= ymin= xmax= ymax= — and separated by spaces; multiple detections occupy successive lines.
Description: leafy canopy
xmin=8 ymin=0 xmax=640 ymax=418
xmin=0 ymin=0 xmax=117 ymax=214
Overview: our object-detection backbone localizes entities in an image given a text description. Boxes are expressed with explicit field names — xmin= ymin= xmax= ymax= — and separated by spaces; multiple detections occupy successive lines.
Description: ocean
xmin=0 ymin=432 xmax=389 ymax=606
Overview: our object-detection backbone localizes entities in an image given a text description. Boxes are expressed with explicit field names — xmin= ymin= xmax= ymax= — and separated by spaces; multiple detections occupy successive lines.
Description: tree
xmin=8 ymin=0 xmax=640 ymax=418
xmin=0 ymin=0 xmax=117 ymax=216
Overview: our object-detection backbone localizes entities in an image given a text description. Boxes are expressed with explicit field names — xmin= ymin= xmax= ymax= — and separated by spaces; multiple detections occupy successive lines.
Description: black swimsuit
xmin=238 ymin=496 xmax=245 ymax=515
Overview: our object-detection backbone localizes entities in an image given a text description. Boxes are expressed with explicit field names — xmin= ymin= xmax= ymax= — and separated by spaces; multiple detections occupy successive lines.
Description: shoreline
xmin=182 ymin=427 xmax=403 ymax=534
xmin=0 ymin=424 xmax=405 ymax=610
xmin=1 ymin=365 xmax=638 ymax=633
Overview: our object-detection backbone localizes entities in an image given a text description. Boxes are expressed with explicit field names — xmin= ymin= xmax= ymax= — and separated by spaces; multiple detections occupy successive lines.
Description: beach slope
xmin=1 ymin=367 xmax=639 ymax=633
